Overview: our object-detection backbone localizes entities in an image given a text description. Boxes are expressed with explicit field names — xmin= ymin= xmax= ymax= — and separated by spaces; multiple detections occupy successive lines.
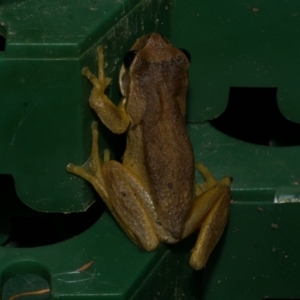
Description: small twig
xmin=77 ymin=260 xmax=94 ymax=272
xmin=9 ymin=288 xmax=50 ymax=300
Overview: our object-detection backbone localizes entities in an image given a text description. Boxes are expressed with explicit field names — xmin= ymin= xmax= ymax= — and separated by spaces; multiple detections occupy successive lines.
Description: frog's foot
xmin=66 ymin=122 xmax=108 ymax=201
xmin=67 ymin=123 xmax=159 ymax=250
xmin=195 ymin=162 xmax=231 ymax=195
xmin=82 ymin=46 xmax=111 ymax=95
xmin=183 ymin=163 xmax=232 ymax=270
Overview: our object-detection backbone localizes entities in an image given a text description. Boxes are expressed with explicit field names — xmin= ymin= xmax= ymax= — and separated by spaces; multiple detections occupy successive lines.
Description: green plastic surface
xmin=0 ymin=0 xmax=170 ymax=212
xmin=2 ymin=0 xmax=300 ymax=299
xmin=172 ymin=0 xmax=300 ymax=124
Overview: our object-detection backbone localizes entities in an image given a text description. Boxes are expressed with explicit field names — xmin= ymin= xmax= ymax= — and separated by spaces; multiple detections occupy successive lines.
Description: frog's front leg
xmin=183 ymin=164 xmax=231 ymax=270
xmin=67 ymin=123 xmax=159 ymax=250
xmin=82 ymin=46 xmax=130 ymax=134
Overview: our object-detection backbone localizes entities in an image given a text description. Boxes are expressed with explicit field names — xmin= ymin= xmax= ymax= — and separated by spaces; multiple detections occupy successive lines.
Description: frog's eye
xmin=179 ymin=48 xmax=191 ymax=63
xmin=124 ymin=50 xmax=138 ymax=70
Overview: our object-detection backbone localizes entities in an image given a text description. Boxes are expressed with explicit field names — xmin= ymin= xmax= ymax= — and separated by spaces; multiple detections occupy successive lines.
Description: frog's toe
xmin=82 ymin=66 xmax=91 ymax=77
xmin=91 ymin=121 xmax=98 ymax=130
xmin=82 ymin=67 xmax=103 ymax=89
xmin=66 ymin=162 xmax=88 ymax=178
xmin=103 ymin=149 xmax=111 ymax=163
xmin=222 ymin=176 xmax=232 ymax=186
xmin=97 ymin=45 xmax=104 ymax=55
xmin=66 ymin=163 xmax=75 ymax=172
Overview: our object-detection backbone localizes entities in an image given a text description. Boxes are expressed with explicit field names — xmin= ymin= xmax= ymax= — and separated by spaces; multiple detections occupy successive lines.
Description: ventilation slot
xmin=210 ymin=87 xmax=300 ymax=146
xmin=0 ymin=23 xmax=6 ymax=51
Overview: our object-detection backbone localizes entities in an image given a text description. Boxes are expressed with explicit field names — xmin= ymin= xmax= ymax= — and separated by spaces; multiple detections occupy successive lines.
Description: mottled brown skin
xmin=67 ymin=33 xmax=231 ymax=269
xmin=123 ymin=34 xmax=194 ymax=239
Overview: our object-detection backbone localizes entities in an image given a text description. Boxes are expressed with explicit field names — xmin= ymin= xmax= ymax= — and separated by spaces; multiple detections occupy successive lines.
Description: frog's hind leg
xmin=67 ymin=123 xmax=159 ymax=251
xmin=183 ymin=163 xmax=231 ymax=270
xmin=66 ymin=122 xmax=131 ymax=238
xmin=101 ymin=160 xmax=160 ymax=251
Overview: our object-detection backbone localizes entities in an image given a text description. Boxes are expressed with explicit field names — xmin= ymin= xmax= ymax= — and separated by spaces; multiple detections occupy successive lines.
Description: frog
xmin=67 ymin=33 xmax=231 ymax=270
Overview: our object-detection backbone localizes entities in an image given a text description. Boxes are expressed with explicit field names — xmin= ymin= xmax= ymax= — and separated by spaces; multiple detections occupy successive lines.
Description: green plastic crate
xmin=1 ymin=0 xmax=300 ymax=299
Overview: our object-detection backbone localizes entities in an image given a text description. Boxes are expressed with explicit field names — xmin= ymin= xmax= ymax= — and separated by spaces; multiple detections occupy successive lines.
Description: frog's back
xmin=142 ymin=91 xmax=194 ymax=239
xmin=124 ymin=33 xmax=194 ymax=239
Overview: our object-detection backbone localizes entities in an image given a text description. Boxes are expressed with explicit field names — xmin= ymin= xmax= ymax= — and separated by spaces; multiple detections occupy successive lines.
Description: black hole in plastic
xmin=0 ymin=174 xmax=104 ymax=248
xmin=0 ymin=23 xmax=6 ymax=51
xmin=210 ymin=87 xmax=300 ymax=147
xmin=0 ymin=35 xmax=5 ymax=51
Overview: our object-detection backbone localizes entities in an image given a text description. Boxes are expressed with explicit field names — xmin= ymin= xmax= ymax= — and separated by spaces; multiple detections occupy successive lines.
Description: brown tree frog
xmin=67 ymin=33 xmax=231 ymax=270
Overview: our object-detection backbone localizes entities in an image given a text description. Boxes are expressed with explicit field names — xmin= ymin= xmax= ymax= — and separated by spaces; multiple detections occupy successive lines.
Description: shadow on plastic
xmin=0 ymin=174 xmax=103 ymax=248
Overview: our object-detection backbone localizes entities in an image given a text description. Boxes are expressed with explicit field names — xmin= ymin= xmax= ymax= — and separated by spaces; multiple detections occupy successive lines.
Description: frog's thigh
xmin=187 ymin=185 xmax=230 ymax=270
xmin=102 ymin=161 xmax=159 ymax=251
xmin=183 ymin=184 xmax=229 ymax=237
